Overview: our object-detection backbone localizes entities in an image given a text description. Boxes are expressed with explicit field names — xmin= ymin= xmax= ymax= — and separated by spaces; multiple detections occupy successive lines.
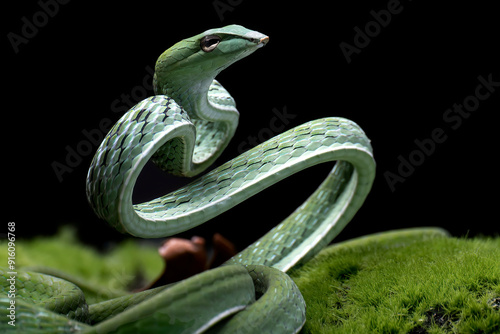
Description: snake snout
xmin=256 ymin=36 xmax=269 ymax=48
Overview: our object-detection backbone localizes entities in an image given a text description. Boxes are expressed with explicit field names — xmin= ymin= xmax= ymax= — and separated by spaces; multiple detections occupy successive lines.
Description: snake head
xmin=154 ymin=25 xmax=269 ymax=95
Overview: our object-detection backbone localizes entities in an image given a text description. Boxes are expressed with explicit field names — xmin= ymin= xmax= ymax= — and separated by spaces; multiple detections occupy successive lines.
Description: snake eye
xmin=200 ymin=35 xmax=221 ymax=52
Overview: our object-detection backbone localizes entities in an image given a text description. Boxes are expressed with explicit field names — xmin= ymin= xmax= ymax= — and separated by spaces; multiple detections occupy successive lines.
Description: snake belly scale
xmin=0 ymin=25 xmax=375 ymax=333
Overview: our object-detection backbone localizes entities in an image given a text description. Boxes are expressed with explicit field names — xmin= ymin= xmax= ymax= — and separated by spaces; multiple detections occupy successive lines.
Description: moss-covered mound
xmin=290 ymin=228 xmax=500 ymax=334
xmin=1 ymin=227 xmax=498 ymax=333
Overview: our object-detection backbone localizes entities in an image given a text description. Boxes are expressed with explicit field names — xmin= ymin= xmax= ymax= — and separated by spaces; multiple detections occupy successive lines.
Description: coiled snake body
xmin=1 ymin=25 xmax=375 ymax=333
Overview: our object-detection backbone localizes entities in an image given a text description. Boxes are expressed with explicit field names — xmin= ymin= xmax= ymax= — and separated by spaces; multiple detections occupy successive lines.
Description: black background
xmin=4 ymin=1 xmax=499 ymax=250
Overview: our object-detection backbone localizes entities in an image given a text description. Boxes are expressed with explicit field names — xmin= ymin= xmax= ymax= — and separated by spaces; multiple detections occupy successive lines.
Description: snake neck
xmin=153 ymin=71 xmax=239 ymax=173
xmin=153 ymin=73 xmax=238 ymax=124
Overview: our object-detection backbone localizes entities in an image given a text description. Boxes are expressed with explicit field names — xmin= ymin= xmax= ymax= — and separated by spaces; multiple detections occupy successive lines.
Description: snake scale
xmin=1 ymin=25 xmax=375 ymax=333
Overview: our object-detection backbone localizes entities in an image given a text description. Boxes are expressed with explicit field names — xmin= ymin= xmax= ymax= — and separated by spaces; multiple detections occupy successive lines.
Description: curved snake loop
xmin=1 ymin=25 xmax=375 ymax=333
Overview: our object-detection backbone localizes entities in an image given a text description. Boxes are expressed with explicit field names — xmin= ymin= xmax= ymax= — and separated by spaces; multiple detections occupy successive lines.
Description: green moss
xmin=2 ymin=226 xmax=499 ymax=333
xmin=289 ymin=228 xmax=500 ymax=334
xmin=0 ymin=226 xmax=161 ymax=303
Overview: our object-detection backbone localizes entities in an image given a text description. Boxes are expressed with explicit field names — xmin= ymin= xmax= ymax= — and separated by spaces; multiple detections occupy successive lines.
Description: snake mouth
xmin=256 ymin=36 xmax=269 ymax=48
xmin=242 ymin=29 xmax=269 ymax=48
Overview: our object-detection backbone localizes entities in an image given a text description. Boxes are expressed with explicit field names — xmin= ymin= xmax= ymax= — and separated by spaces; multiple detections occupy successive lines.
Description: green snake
xmin=1 ymin=25 xmax=375 ymax=333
